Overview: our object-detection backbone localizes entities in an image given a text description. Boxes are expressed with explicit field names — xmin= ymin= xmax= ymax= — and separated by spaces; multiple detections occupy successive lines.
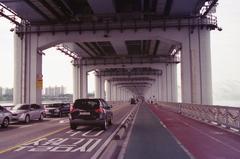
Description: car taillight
xmin=70 ymin=104 xmax=76 ymax=112
xmin=95 ymin=108 xmax=104 ymax=113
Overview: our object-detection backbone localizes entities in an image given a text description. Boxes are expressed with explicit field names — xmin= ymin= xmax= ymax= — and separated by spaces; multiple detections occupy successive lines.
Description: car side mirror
xmin=30 ymin=108 xmax=34 ymax=111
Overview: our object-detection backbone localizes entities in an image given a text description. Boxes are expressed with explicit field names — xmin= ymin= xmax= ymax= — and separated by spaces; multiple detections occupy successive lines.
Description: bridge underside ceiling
xmin=96 ymin=67 xmax=162 ymax=76
xmin=96 ymin=67 xmax=159 ymax=94
xmin=0 ymin=0 xmax=212 ymax=24
xmin=1 ymin=0 xmax=217 ymax=97
xmin=59 ymin=39 xmax=180 ymax=64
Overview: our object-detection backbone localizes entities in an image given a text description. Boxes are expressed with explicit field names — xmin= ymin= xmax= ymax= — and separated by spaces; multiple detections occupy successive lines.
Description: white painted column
xmin=199 ymin=30 xmax=212 ymax=104
xmin=156 ymin=76 xmax=160 ymax=102
xmin=171 ymin=64 xmax=178 ymax=102
xmin=14 ymin=33 xmax=42 ymax=104
xmin=100 ymin=77 xmax=105 ymax=99
xmin=80 ymin=64 xmax=87 ymax=98
xmin=95 ymin=75 xmax=100 ymax=98
xmin=158 ymin=76 xmax=162 ymax=101
xmin=106 ymin=80 xmax=111 ymax=101
xmin=162 ymin=65 xmax=167 ymax=102
xmin=14 ymin=33 xmax=23 ymax=104
xmin=73 ymin=62 xmax=81 ymax=101
xmin=181 ymin=28 xmax=212 ymax=104
xmin=113 ymin=84 xmax=117 ymax=101
xmin=166 ymin=64 xmax=172 ymax=102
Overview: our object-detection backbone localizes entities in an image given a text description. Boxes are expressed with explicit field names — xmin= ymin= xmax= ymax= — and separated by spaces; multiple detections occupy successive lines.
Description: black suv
xmin=69 ymin=98 xmax=113 ymax=130
xmin=130 ymin=98 xmax=136 ymax=104
xmin=44 ymin=103 xmax=70 ymax=117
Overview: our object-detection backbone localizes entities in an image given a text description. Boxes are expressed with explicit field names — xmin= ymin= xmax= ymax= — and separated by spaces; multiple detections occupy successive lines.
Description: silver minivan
xmin=0 ymin=106 xmax=12 ymax=128
xmin=10 ymin=104 xmax=45 ymax=123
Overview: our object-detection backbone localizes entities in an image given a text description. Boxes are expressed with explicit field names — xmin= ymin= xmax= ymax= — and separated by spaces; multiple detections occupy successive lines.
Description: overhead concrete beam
xmin=111 ymin=40 xmax=128 ymax=55
xmin=87 ymin=0 xmax=115 ymax=14
xmin=156 ymin=0 xmax=167 ymax=14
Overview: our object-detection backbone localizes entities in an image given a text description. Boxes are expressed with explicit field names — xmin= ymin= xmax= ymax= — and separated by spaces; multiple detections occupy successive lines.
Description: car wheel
xmin=108 ymin=117 xmax=112 ymax=125
xmin=102 ymin=119 xmax=108 ymax=130
xmin=39 ymin=113 xmax=44 ymax=121
xmin=2 ymin=118 xmax=9 ymax=128
xmin=25 ymin=115 xmax=30 ymax=124
xmin=70 ymin=124 xmax=77 ymax=130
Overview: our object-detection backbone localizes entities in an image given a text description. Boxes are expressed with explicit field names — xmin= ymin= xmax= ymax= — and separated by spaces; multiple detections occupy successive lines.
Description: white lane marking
xmin=148 ymin=105 xmax=195 ymax=159
xmin=19 ymin=125 xmax=33 ymax=128
xmin=14 ymin=138 xmax=102 ymax=153
xmin=59 ymin=119 xmax=69 ymax=124
xmin=118 ymin=104 xmax=140 ymax=159
xmin=87 ymin=139 xmax=102 ymax=152
xmin=66 ymin=130 xmax=81 ymax=137
xmin=42 ymin=138 xmax=69 ymax=146
xmin=71 ymin=139 xmax=94 ymax=152
xmin=91 ymin=105 xmax=137 ymax=159
xmin=72 ymin=138 xmax=85 ymax=145
xmin=179 ymin=119 xmax=240 ymax=153
xmin=82 ymin=128 xmax=104 ymax=137
xmin=49 ymin=146 xmax=73 ymax=152
xmin=23 ymin=138 xmax=47 ymax=146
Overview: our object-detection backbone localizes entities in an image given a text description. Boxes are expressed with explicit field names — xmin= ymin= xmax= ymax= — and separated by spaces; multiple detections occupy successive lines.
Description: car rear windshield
xmin=74 ymin=99 xmax=100 ymax=110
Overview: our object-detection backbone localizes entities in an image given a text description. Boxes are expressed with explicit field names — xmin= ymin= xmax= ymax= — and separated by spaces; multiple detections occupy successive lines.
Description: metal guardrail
xmin=157 ymin=102 xmax=240 ymax=132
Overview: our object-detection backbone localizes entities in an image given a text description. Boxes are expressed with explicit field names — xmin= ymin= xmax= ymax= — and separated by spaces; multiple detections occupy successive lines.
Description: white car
xmin=10 ymin=104 xmax=45 ymax=123
xmin=0 ymin=106 xmax=12 ymax=128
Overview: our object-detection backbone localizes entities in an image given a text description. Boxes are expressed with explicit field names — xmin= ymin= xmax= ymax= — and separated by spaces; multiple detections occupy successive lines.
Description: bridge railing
xmin=157 ymin=102 xmax=240 ymax=131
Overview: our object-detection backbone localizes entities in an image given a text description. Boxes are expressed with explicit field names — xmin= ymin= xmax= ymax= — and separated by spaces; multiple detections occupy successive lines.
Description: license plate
xmin=80 ymin=112 xmax=90 ymax=115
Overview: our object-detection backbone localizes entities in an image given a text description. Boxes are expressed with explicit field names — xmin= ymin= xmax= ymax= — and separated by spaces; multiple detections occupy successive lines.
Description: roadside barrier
xmin=157 ymin=102 xmax=240 ymax=132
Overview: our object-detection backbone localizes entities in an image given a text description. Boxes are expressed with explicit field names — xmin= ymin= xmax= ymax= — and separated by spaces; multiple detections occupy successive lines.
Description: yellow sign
xmin=36 ymin=79 xmax=43 ymax=89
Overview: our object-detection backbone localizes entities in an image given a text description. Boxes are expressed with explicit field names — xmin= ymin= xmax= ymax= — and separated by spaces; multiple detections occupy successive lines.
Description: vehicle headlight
xmin=19 ymin=113 xmax=26 ymax=118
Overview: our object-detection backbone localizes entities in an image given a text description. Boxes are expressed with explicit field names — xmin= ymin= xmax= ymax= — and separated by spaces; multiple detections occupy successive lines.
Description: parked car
xmin=10 ymin=104 xmax=45 ymax=123
xmin=0 ymin=106 xmax=12 ymax=128
xmin=69 ymin=98 xmax=113 ymax=130
xmin=44 ymin=103 xmax=70 ymax=117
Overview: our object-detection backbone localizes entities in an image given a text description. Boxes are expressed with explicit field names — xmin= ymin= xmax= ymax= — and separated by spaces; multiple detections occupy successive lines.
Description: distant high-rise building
xmin=0 ymin=87 xmax=2 ymax=97
xmin=4 ymin=88 xmax=13 ymax=96
xmin=44 ymin=86 xmax=66 ymax=96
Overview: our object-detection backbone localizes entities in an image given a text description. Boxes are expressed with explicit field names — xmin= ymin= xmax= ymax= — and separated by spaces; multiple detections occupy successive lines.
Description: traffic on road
xmin=0 ymin=99 xmax=137 ymax=159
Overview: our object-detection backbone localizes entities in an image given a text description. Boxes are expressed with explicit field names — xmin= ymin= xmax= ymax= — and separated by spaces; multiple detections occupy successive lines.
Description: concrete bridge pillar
xmin=14 ymin=33 xmax=42 ymax=104
xmin=181 ymin=29 xmax=212 ymax=104
xmin=162 ymin=65 xmax=167 ymax=102
xmin=79 ymin=64 xmax=87 ymax=98
xmin=73 ymin=61 xmax=87 ymax=99
xmin=95 ymin=75 xmax=101 ymax=98
xmin=106 ymin=80 xmax=111 ymax=101
xmin=73 ymin=62 xmax=81 ymax=101
xmin=101 ymin=77 xmax=105 ymax=99
xmin=171 ymin=64 xmax=178 ymax=102
xmin=166 ymin=64 xmax=178 ymax=102
xmin=113 ymin=84 xmax=117 ymax=101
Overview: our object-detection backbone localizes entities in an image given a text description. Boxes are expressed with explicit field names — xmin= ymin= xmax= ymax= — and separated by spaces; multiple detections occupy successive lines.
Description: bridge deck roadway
xmin=124 ymin=103 xmax=190 ymax=159
xmin=0 ymin=103 xmax=134 ymax=159
xmin=148 ymin=104 xmax=240 ymax=159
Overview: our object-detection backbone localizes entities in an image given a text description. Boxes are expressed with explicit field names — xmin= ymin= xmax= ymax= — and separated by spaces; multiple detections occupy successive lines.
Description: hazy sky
xmin=0 ymin=1 xmax=240 ymax=105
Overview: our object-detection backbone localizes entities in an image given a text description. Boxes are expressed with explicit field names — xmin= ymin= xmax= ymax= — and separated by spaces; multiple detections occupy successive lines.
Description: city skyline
xmin=0 ymin=1 xmax=240 ymax=106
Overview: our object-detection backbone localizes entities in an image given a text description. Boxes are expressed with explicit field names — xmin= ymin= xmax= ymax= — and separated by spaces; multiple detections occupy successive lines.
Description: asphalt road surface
xmin=0 ymin=104 xmax=135 ymax=159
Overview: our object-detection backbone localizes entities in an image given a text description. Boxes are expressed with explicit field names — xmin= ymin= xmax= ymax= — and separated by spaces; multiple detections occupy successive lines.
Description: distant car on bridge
xmin=44 ymin=103 xmax=70 ymax=117
xmin=130 ymin=98 xmax=136 ymax=104
xmin=10 ymin=104 xmax=45 ymax=123
xmin=0 ymin=106 xmax=12 ymax=128
xmin=69 ymin=98 xmax=113 ymax=130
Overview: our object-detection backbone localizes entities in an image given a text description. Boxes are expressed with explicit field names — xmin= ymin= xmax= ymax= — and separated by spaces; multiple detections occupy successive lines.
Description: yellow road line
xmin=0 ymin=126 xmax=68 ymax=154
